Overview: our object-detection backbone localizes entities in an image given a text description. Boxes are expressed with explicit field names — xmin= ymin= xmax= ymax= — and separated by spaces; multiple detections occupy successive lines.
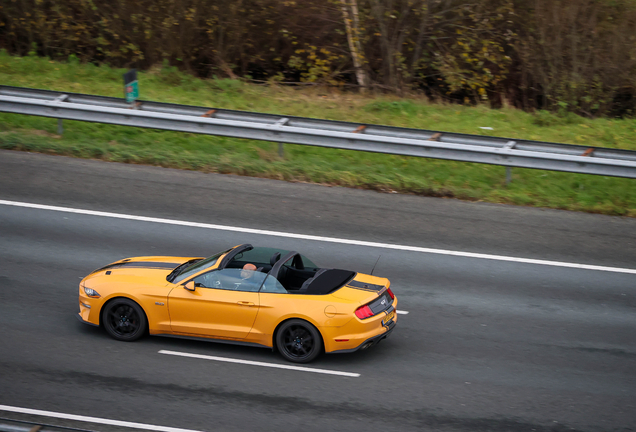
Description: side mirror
xmin=183 ymin=281 xmax=196 ymax=292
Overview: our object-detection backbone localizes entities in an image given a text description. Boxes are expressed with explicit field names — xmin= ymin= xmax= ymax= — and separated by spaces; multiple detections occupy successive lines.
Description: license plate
xmin=382 ymin=310 xmax=395 ymax=325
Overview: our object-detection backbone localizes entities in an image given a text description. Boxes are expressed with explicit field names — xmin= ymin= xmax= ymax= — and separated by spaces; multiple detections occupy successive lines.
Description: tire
xmin=102 ymin=298 xmax=147 ymax=342
xmin=276 ymin=319 xmax=322 ymax=363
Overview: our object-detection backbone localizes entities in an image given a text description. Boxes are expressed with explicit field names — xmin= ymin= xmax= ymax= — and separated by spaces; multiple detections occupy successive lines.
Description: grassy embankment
xmin=1 ymin=51 xmax=635 ymax=216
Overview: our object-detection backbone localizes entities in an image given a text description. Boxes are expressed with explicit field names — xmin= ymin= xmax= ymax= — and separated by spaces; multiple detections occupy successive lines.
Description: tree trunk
xmin=340 ymin=0 xmax=369 ymax=91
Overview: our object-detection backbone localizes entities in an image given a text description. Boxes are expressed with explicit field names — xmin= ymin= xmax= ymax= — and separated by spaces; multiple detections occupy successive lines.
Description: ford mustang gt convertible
xmin=77 ymin=244 xmax=397 ymax=363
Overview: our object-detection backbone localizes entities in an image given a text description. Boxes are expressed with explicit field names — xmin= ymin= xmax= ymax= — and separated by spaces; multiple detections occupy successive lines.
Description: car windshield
xmin=172 ymin=248 xmax=232 ymax=284
xmin=230 ymin=247 xmax=318 ymax=270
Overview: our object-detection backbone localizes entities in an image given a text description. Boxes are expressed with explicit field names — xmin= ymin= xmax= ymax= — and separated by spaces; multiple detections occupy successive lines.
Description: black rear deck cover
xmin=304 ymin=269 xmax=356 ymax=295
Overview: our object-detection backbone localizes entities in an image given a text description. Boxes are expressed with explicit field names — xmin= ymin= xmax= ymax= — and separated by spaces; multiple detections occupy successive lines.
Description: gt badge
xmin=155 ymin=302 xmax=165 ymax=306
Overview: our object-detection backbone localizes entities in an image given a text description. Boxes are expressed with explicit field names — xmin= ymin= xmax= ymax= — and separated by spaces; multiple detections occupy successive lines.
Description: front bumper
xmin=78 ymin=294 xmax=102 ymax=326
xmin=76 ymin=312 xmax=99 ymax=327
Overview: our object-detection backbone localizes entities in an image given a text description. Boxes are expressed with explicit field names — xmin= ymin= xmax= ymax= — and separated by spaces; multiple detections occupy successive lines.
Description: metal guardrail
xmin=1 ymin=85 xmax=636 ymax=179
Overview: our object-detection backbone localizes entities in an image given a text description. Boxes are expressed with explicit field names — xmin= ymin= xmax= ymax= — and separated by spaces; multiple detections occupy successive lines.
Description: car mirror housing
xmin=183 ymin=281 xmax=196 ymax=291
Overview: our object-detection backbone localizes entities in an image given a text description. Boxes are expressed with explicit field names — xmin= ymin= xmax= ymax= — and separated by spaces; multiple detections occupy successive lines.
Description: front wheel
xmin=102 ymin=298 xmax=147 ymax=341
xmin=276 ymin=319 xmax=322 ymax=363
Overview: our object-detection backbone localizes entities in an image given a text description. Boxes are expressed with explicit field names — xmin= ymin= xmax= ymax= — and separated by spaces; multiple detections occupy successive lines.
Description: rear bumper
xmin=328 ymin=320 xmax=395 ymax=354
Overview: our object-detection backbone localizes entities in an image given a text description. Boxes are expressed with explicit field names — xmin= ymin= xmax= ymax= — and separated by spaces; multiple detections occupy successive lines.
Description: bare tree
xmin=340 ymin=0 xmax=369 ymax=90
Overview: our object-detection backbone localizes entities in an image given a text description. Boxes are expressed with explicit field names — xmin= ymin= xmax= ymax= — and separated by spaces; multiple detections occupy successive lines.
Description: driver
xmin=232 ymin=263 xmax=261 ymax=291
xmin=241 ymin=263 xmax=257 ymax=280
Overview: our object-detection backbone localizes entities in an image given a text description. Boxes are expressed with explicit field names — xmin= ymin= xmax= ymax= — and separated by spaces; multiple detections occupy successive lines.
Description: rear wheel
xmin=276 ymin=319 xmax=322 ymax=363
xmin=102 ymin=298 xmax=147 ymax=341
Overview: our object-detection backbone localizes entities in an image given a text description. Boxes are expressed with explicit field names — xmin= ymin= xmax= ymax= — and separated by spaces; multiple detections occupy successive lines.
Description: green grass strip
xmin=1 ymin=51 xmax=635 ymax=216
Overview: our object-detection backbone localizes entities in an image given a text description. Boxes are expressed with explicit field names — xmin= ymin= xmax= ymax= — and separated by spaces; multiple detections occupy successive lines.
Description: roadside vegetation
xmin=1 ymin=52 xmax=635 ymax=216
xmin=3 ymin=0 xmax=636 ymax=117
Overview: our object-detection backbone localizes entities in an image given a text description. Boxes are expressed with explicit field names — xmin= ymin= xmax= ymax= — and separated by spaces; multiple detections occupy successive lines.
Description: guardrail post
xmin=502 ymin=141 xmax=517 ymax=185
xmin=53 ymin=94 xmax=69 ymax=136
xmin=274 ymin=118 xmax=290 ymax=158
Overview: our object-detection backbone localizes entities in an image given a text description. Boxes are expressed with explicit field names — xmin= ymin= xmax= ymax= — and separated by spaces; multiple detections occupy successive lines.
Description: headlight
xmin=83 ymin=286 xmax=101 ymax=298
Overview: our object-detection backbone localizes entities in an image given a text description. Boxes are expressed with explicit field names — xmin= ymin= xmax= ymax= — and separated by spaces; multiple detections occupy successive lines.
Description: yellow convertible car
xmin=78 ymin=244 xmax=397 ymax=362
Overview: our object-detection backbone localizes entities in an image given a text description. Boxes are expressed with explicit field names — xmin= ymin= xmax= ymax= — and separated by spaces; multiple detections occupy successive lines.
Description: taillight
xmin=355 ymin=305 xmax=374 ymax=319
xmin=386 ymin=287 xmax=394 ymax=300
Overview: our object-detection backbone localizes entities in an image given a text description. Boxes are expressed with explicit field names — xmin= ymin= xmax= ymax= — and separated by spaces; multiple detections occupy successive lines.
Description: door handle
xmin=237 ymin=301 xmax=255 ymax=306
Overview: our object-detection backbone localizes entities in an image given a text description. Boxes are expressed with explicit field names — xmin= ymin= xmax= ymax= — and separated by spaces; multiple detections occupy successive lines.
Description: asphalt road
xmin=1 ymin=150 xmax=635 ymax=432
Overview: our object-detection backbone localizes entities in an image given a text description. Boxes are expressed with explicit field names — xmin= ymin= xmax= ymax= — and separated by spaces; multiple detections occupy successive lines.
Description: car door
xmin=168 ymin=268 xmax=264 ymax=339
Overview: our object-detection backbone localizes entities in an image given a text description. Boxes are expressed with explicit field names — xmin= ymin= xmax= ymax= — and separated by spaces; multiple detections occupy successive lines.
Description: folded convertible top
xmin=298 ymin=269 xmax=356 ymax=295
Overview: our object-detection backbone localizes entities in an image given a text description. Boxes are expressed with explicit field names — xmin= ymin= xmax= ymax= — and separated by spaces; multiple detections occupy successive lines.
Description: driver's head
xmin=241 ymin=263 xmax=257 ymax=279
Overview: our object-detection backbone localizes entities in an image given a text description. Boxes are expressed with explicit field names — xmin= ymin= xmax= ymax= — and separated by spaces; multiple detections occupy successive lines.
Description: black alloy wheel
xmin=276 ymin=319 xmax=322 ymax=363
xmin=102 ymin=298 xmax=147 ymax=341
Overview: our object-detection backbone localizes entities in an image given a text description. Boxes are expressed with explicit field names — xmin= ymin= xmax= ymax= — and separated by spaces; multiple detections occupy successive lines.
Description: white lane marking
xmin=0 ymin=405 xmax=202 ymax=432
xmin=1 ymin=199 xmax=635 ymax=275
xmin=159 ymin=350 xmax=360 ymax=377
xmin=397 ymin=310 xmax=409 ymax=315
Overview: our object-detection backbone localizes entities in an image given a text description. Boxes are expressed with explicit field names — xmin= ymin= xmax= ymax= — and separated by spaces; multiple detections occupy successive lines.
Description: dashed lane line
xmin=158 ymin=350 xmax=361 ymax=377
xmin=0 ymin=405 xmax=202 ymax=432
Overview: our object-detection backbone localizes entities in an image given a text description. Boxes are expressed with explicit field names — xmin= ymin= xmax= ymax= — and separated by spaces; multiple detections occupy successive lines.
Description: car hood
xmin=82 ymin=256 xmax=199 ymax=287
